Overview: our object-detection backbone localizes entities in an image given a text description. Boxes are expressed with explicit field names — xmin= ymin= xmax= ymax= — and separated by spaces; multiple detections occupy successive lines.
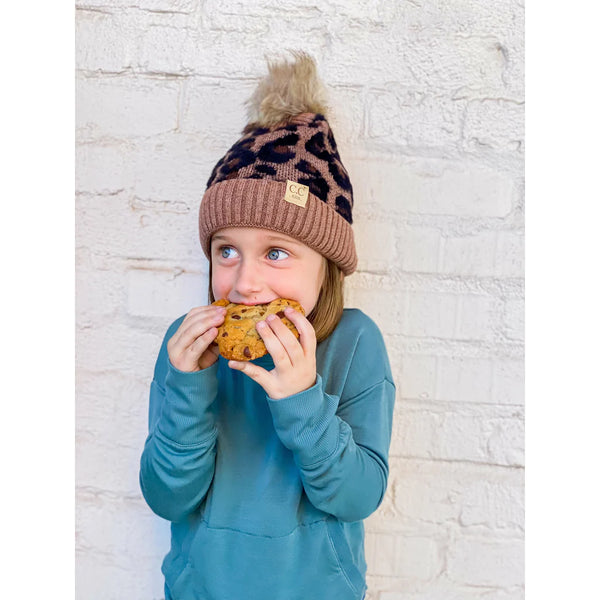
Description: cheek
xmin=300 ymin=261 xmax=326 ymax=313
xmin=211 ymin=264 xmax=229 ymax=298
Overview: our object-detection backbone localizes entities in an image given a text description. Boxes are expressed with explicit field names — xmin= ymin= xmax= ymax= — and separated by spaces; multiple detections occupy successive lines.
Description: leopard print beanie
xmin=199 ymin=51 xmax=357 ymax=275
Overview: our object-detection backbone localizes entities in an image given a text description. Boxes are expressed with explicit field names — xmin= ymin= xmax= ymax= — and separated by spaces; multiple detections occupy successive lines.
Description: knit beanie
xmin=199 ymin=51 xmax=357 ymax=276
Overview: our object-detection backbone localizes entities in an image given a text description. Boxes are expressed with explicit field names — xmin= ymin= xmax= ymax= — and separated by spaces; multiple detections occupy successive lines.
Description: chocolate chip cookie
xmin=212 ymin=298 xmax=305 ymax=361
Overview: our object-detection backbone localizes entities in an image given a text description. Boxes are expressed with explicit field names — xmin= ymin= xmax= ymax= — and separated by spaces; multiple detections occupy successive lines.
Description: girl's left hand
xmin=228 ymin=307 xmax=317 ymax=400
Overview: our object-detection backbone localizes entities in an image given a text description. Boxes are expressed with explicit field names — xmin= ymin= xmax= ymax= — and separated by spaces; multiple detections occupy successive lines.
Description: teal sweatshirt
xmin=140 ymin=308 xmax=395 ymax=600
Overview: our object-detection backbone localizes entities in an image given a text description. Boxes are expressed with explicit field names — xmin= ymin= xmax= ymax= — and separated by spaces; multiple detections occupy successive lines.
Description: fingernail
xmin=256 ymin=320 xmax=266 ymax=328
xmin=267 ymin=314 xmax=277 ymax=322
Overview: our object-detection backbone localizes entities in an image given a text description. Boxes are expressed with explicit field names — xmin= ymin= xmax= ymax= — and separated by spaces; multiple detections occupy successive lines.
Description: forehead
xmin=211 ymin=227 xmax=302 ymax=247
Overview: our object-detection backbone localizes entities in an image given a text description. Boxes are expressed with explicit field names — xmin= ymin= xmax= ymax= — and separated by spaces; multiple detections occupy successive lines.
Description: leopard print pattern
xmin=205 ymin=113 xmax=354 ymax=224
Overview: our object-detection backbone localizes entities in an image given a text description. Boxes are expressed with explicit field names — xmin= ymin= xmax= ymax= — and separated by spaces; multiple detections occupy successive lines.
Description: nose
xmin=232 ymin=259 xmax=263 ymax=301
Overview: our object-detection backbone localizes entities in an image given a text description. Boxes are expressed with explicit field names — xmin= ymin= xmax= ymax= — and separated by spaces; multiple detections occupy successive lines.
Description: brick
xmin=460 ymin=480 xmax=524 ymax=532
xmin=401 ymin=354 xmax=523 ymax=406
xmin=76 ymin=490 xmax=171 ymax=598
xmin=502 ymin=298 xmax=524 ymax=341
xmin=322 ymin=26 xmax=417 ymax=88
xmin=390 ymin=405 xmax=524 ymax=466
xmin=447 ymin=537 xmax=524 ymax=587
xmin=76 ymin=267 xmax=123 ymax=325
xmin=345 ymin=283 xmax=403 ymax=336
xmin=435 ymin=356 xmax=493 ymax=403
xmin=127 ymin=268 xmax=209 ymax=318
xmin=76 ymin=75 xmax=179 ymax=138
xmin=404 ymin=292 xmax=495 ymax=341
xmin=463 ymin=99 xmax=524 ymax=152
xmin=394 ymin=536 xmax=442 ymax=580
xmin=379 ymin=588 xmax=524 ymax=600
xmin=77 ymin=372 xmax=153 ymax=496
xmin=365 ymin=532 xmax=440 ymax=579
xmin=404 ymin=292 xmax=457 ymax=338
xmin=181 ymin=79 xmax=251 ymax=140
xmin=399 ymin=227 xmax=442 ymax=273
xmin=369 ymin=89 xmax=465 ymax=147
xmin=401 ymin=34 xmax=507 ymax=94
xmin=386 ymin=457 xmax=524 ymax=533
xmin=76 ymin=143 xmax=133 ymax=194
xmin=441 ymin=231 xmax=497 ymax=277
xmin=76 ymin=10 xmax=134 ymax=73
xmin=77 ymin=428 xmax=145 ymax=499
xmin=131 ymin=134 xmax=217 ymax=204
xmin=486 ymin=415 xmax=524 ymax=467
xmin=399 ymin=355 xmax=437 ymax=400
xmin=401 ymin=160 xmax=514 ymax=217
xmin=399 ymin=0 xmax=522 ymax=40
xmin=137 ymin=14 xmax=196 ymax=74
xmin=434 ymin=412 xmax=492 ymax=463
xmin=390 ymin=408 xmax=441 ymax=460
xmin=358 ymin=158 xmax=514 ymax=218
xmin=455 ymin=294 xmax=498 ymax=340
xmin=77 ymin=321 xmax=162 ymax=375
xmin=355 ymin=219 xmax=398 ymax=272
xmin=491 ymin=358 xmax=524 ymax=405
xmin=495 ymin=231 xmax=524 ymax=278
xmin=76 ymin=192 xmax=202 ymax=262
xmin=389 ymin=466 xmax=460 ymax=526
xmin=326 ymin=87 xmax=365 ymax=145
xmin=77 ymin=0 xmax=195 ymax=11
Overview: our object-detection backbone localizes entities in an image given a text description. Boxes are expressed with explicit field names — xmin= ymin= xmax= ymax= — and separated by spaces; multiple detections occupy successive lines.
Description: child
xmin=139 ymin=51 xmax=396 ymax=600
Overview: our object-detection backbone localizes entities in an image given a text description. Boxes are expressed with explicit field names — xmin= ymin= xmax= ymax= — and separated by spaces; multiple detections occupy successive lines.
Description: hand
xmin=167 ymin=305 xmax=227 ymax=372
xmin=228 ymin=307 xmax=317 ymax=400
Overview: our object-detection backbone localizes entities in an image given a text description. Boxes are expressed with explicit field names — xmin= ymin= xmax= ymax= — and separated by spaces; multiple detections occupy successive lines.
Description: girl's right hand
xmin=167 ymin=305 xmax=227 ymax=372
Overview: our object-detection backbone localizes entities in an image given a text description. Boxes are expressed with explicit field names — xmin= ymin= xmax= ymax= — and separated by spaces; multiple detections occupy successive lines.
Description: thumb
xmin=228 ymin=360 xmax=271 ymax=392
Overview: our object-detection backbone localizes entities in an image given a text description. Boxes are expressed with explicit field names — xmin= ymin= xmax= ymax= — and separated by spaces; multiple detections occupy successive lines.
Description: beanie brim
xmin=199 ymin=178 xmax=357 ymax=276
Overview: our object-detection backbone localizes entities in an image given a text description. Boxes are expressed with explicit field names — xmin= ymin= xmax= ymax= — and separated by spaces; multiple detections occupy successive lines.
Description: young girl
xmin=140 ymin=51 xmax=395 ymax=600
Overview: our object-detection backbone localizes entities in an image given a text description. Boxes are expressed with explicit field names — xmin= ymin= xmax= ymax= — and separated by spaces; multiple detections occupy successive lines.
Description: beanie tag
xmin=284 ymin=180 xmax=309 ymax=208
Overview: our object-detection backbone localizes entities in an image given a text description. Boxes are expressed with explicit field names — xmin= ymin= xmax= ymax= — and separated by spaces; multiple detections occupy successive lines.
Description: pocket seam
xmin=325 ymin=526 xmax=359 ymax=596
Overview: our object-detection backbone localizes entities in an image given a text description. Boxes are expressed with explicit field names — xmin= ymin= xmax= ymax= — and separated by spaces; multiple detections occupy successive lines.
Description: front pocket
xmin=169 ymin=518 xmax=365 ymax=599
xmin=165 ymin=562 xmax=193 ymax=600
xmin=325 ymin=518 xmax=366 ymax=598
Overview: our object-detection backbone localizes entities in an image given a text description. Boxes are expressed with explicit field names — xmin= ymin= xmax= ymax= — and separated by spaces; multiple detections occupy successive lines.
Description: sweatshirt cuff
xmin=156 ymin=361 xmax=219 ymax=446
xmin=267 ymin=374 xmax=341 ymax=467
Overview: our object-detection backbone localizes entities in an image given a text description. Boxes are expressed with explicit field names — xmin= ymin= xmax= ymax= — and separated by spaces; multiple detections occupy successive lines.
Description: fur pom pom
xmin=243 ymin=50 xmax=329 ymax=130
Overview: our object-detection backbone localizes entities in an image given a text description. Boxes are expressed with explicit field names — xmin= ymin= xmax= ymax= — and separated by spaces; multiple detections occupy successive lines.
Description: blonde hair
xmin=208 ymin=258 xmax=344 ymax=343
xmin=308 ymin=259 xmax=345 ymax=342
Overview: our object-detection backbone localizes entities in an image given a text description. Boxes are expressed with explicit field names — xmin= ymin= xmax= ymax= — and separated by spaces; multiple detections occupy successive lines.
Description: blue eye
xmin=267 ymin=249 xmax=289 ymax=261
xmin=220 ymin=246 xmax=238 ymax=259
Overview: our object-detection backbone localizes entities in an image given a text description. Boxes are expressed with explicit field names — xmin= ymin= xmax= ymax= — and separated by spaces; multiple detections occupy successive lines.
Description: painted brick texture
xmin=76 ymin=1 xmax=524 ymax=598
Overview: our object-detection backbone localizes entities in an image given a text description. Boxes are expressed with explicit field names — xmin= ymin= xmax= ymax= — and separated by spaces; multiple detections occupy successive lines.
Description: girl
xmin=139 ymin=51 xmax=396 ymax=600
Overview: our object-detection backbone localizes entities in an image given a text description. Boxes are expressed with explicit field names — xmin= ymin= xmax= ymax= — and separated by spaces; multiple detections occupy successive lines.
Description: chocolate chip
xmin=276 ymin=311 xmax=285 ymax=319
xmin=243 ymin=346 xmax=251 ymax=358
xmin=232 ymin=314 xmax=241 ymax=320
xmin=222 ymin=332 xmax=228 ymax=337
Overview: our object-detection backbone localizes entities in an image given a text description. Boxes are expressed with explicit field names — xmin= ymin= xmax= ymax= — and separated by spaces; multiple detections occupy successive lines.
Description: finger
xmin=263 ymin=314 xmax=304 ymax=364
xmin=175 ymin=307 xmax=226 ymax=350
xmin=283 ymin=307 xmax=317 ymax=355
xmin=256 ymin=320 xmax=292 ymax=366
xmin=171 ymin=306 xmax=219 ymax=347
xmin=228 ymin=360 xmax=271 ymax=388
xmin=188 ymin=326 xmax=219 ymax=357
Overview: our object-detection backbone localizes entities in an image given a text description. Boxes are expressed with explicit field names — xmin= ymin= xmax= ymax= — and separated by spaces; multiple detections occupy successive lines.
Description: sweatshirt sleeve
xmin=139 ymin=317 xmax=219 ymax=523
xmin=267 ymin=316 xmax=396 ymax=522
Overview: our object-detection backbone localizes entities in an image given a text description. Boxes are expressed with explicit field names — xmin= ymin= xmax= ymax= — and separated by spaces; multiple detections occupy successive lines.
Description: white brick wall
xmin=76 ymin=1 xmax=524 ymax=598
